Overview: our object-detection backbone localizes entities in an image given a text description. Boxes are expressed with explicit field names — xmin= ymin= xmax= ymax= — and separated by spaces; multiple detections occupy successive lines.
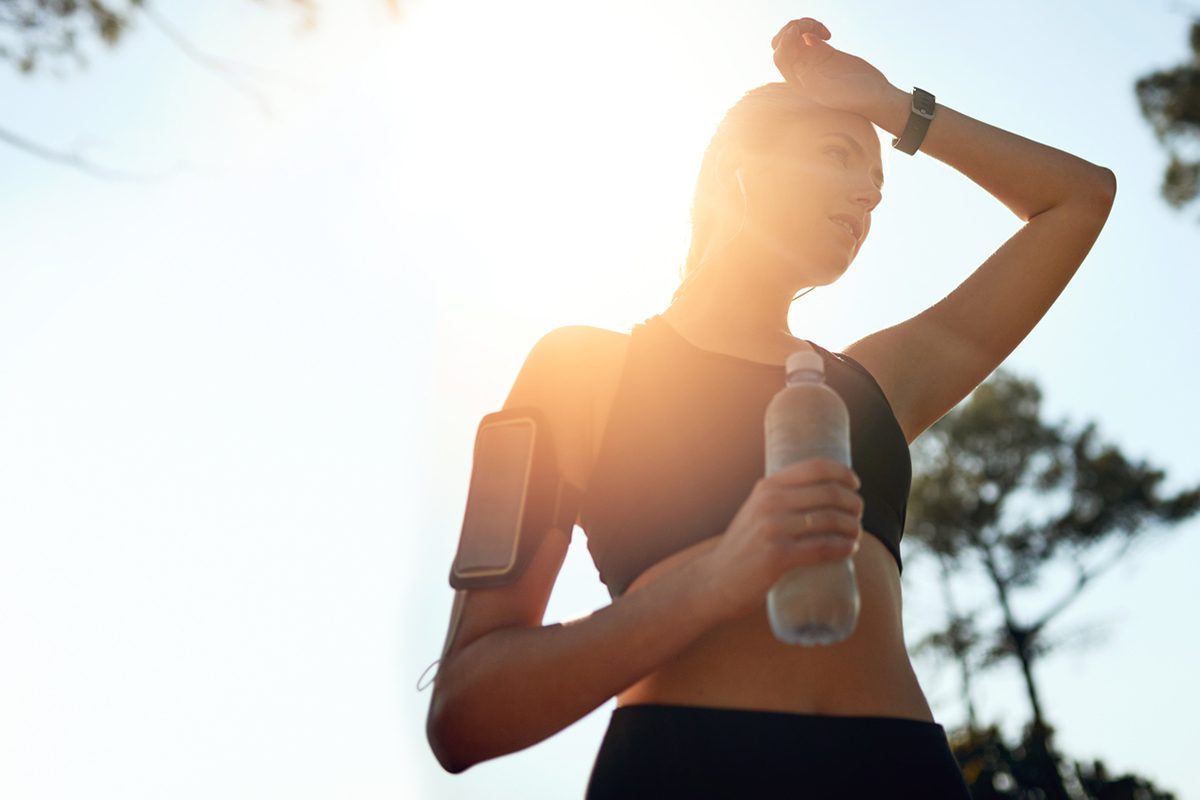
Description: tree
xmin=0 ymin=0 xmax=400 ymax=175
xmin=1134 ymin=16 xmax=1200 ymax=219
xmin=949 ymin=724 xmax=1179 ymax=800
xmin=906 ymin=369 xmax=1200 ymax=799
xmin=0 ymin=0 xmax=331 ymax=76
xmin=4 ymin=0 xmax=146 ymax=76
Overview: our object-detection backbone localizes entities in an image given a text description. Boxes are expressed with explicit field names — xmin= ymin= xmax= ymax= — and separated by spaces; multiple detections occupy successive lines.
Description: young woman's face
xmin=741 ymin=110 xmax=885 ymax=286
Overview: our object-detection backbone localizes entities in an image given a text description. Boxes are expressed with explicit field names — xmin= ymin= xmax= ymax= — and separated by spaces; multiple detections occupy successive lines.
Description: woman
xmin=426 ymin=17 xmax=1116 ymax=797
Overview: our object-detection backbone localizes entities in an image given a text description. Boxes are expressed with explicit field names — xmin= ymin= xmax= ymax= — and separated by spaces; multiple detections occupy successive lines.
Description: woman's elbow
xmin=426 ymin=681 xmax=474 ymax=774
xmin=1092 ymin=166 xmax=1117 ymax=206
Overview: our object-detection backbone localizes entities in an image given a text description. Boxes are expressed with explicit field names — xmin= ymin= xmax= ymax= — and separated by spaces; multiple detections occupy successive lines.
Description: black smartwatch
xmin=891 ymin=87 xmax=936 ymax=155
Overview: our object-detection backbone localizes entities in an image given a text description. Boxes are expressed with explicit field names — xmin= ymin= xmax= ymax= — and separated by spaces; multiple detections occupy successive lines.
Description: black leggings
xmin=586 ymin=703 xmax=972 ymax=799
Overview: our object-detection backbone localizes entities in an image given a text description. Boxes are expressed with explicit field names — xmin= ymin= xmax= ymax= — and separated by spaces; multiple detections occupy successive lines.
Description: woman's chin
xmin=742 ymin=227 xmax=851 ymax=288
xmin=776 ymin=250 xmax=848 ymax=287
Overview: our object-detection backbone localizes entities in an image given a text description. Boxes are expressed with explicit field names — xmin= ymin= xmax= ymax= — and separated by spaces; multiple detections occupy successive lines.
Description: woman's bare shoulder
xmin=532 ymin=324 xmax=632 ymax=379
xmin=532 ymin=324 xmax=632 ymax=425
xmin=542 ymin=323 xmax=632 ymax=348
xmin=510 ymin=324 xmax=631 ymax=489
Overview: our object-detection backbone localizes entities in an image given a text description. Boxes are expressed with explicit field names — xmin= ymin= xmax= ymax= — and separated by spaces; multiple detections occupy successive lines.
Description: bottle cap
xmin=785 ymin=348 xmax=823 ymax=375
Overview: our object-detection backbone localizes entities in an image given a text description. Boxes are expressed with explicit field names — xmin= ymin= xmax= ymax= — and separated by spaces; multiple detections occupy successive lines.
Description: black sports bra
xmin=578 ymin=314 xmax=911 ymax=599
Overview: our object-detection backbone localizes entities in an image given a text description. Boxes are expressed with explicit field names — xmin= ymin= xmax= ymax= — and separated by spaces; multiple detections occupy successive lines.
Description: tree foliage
xmin=1134 ymin=17 xmax=1200 ymax=217
xmin=906 ymin=368 xmax=1200 ymax=798
xmin=0 ymin=0 xmax=141 ymax=75
xmin=0 ymin=0 xmax=318 ymax=77
xmin=0 ymin=0 xmax=398 ymax=175
xmin=951 ymin=723 xmax=1178 ymax=800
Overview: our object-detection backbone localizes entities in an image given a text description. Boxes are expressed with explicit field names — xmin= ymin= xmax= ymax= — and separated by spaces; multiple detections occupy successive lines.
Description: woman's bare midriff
xmin=613 ymin=530 xmax=935 ymax=722
xmin=576 ymin=326 xmax=935 ymax=723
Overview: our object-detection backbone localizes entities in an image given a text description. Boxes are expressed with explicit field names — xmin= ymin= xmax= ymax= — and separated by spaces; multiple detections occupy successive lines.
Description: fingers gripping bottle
xmin=764 ymin=347 xmax=860 ymax=645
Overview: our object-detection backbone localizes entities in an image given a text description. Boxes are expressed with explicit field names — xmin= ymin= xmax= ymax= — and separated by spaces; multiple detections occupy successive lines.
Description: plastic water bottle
xmin=764 ymin=347 xmax=860 ymax=646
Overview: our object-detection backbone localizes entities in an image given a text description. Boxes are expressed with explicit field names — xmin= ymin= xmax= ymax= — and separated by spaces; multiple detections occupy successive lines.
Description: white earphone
xmin=735 ymin=167 xmax=745 ymax=197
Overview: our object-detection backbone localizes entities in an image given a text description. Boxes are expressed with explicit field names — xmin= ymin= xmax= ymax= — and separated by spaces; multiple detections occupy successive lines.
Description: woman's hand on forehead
xmin=770 ymin=18 xmax=894 ymax=119
xmin=771 ymin=18 xmax=830 ymax=50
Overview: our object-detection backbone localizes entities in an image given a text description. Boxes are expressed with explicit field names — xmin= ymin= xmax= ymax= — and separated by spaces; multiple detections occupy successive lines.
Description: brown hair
xmin=671 ymin=82 xmax=827 ymax=305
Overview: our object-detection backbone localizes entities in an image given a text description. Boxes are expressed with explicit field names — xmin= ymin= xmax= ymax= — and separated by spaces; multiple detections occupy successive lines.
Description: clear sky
xmin=2 ymin=0 xmax=1197 ymax=798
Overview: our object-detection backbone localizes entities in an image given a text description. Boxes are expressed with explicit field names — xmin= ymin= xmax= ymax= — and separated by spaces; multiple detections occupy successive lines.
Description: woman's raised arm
xmin=772 ymin=17 xmax=1116 ymax=445
xmin=851 ymin=82 xmax=1114 ymax=443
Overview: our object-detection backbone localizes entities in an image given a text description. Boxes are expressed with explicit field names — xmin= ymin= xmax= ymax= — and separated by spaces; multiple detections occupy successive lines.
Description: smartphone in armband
xmin=448 ymin=405 xmax=581 ymax=590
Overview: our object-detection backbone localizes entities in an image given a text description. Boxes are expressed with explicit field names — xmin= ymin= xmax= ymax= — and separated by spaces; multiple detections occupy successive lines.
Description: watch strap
xmin=891 ymin=87 xmax=936 ymax=155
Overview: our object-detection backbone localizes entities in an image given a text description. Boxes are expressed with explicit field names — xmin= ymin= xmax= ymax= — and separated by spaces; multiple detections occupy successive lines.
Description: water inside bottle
xmin=773 ymin=622 xmax=850 ymax=646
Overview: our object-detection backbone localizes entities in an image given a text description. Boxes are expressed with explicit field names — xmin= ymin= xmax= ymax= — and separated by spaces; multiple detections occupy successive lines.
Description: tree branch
xmin=1029 ymin=534 xmax=1141 ymax=635
xmin=140 ymin=4 xmax=276 ymax=119
xmin=0 ymin=124 xmax=174 ymax=181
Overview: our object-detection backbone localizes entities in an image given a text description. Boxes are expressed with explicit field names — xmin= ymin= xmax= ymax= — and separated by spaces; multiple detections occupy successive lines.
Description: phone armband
xmin=448 ymin=405 xmax=581 ymax=590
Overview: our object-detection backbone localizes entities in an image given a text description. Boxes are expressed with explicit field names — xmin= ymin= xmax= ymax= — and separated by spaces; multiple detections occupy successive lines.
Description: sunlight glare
xmin=382 ymin=0 xmax=718 ymax=327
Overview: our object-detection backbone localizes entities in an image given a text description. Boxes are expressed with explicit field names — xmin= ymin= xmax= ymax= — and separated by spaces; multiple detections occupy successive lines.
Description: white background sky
xmin=2 ymin=0 xmax=1198 ymax=798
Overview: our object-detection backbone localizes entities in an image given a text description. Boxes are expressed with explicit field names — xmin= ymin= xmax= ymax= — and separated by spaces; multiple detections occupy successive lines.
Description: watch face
xmin=913 ymin=88 xmax=936 ymax=117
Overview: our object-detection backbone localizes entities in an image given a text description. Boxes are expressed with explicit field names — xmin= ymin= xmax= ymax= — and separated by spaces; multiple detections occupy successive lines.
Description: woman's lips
xmin=828 ymin=217 xmax=857 ymax=243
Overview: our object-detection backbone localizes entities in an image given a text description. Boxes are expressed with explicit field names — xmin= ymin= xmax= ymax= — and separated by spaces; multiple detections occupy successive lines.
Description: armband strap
xmin=448 ymin=405 xmax=581 ymax=590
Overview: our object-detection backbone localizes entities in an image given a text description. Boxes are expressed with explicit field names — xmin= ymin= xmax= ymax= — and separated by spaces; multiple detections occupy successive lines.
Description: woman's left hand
xmin=772 ymin=18 xmax=893 ymax=117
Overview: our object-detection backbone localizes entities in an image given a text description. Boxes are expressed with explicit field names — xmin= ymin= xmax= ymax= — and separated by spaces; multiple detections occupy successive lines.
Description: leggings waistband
xmin=613 ymin=701 xmax=949 ymax=736
xmin=587 ymin=702 xmax=971 ymax=799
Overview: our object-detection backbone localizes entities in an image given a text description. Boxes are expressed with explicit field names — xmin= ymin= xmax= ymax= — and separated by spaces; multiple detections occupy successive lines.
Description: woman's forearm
xmin=427 ymin=553 xmax=725 ymax=774
xmin=865 ymin=83 xmax=1115 ymax=221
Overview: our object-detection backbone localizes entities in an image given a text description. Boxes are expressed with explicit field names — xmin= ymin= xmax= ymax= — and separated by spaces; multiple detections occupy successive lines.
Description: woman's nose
xmin=854 ymin=182 xmax=882 ymax=212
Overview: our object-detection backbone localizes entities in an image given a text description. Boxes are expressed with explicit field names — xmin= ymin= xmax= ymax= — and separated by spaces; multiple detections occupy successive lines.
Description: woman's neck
xmin=663 ymin=278 xmax=799 ymax=347
xmin=660 ymin=294 xmax=807 ymax=363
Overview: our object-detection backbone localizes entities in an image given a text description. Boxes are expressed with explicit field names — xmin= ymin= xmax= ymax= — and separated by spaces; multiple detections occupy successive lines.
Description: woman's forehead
xmin=776 ymin=112 xmax=885 ymax=184
xmin=787 ymin=112 xmax=880 ymax=154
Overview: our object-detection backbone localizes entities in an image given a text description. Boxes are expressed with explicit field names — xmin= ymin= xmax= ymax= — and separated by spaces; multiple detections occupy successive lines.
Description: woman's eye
xmin=825 ymin=146 xmax=850 ymax=164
